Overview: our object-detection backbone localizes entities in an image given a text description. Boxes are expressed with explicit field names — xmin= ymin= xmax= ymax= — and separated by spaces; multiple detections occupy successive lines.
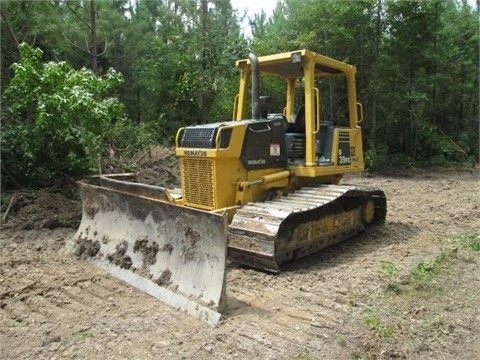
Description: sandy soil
xmin=1 ymin=156 xmax=479 ymax=359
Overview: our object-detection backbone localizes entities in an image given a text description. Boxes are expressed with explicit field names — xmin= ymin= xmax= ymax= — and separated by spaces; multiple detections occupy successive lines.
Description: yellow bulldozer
xmin=67 ymin=49 xmax=386 ymax=325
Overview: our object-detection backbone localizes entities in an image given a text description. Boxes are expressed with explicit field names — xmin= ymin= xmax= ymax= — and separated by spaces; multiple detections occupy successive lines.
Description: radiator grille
xmin=182 ymin=158 xmax=215 ymax=209
xmin=181 ymin=126 xmax=216 ymax=148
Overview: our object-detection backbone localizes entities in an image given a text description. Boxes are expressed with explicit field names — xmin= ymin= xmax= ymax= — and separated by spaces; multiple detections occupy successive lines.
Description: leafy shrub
xmin=1 ymin=43 xmax=125 ymax=188
xmin=106 ymin=117 xmax=170 ymax=158
xmin=365 ymin=142 xmax=391 ymax=171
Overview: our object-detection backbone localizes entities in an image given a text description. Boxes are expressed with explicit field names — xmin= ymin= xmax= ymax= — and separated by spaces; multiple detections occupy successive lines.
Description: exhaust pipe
xmin=249 ymin=53 xmax=260 ymax=120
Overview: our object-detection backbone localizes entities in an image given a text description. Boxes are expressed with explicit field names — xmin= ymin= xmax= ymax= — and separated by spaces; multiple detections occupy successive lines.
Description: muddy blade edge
xmin=66 ymin=180 xmax=228 ymax=325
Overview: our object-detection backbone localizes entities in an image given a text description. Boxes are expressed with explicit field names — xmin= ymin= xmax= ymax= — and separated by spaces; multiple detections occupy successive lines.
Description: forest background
xmin=1 ymin=0 xmax=478 ymax=189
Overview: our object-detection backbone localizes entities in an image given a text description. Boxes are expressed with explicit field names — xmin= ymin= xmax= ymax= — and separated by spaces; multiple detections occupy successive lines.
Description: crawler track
xmin=228 ymin=185 xmax=387 ymax=272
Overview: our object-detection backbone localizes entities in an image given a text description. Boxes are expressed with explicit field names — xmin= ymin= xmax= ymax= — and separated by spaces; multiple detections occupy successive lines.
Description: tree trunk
xmin=429 ymin=2 xmax=438 ymax=162
xmin=89 ymin=0 xmax=98 ymax=74
xmin=200 ymin=0 xmax=208 ymax=124
xmin=1 ymin=9 xmax=19 ymax=49
xmin=370 ymin=0 xmax=382 ymax=138
xmin=408 ymin=65 xmax=416 ymax=160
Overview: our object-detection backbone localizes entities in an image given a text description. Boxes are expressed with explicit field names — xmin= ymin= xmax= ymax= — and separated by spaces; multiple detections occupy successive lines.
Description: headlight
xmin=291 ymin=52 xmax=302 ymax=64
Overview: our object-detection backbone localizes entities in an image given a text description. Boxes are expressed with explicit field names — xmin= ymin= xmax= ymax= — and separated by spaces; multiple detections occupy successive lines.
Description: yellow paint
xmin=176 ymin=49 xmax=366 ymax=212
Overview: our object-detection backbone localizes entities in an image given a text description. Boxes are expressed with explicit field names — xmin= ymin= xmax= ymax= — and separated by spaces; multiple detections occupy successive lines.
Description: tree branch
xmin=438 ymin=129 xmax=468 ymax=159
xmin=97 ymin=40 xmax=108 ymax=57
xmin=61 ymin=32 xmax=88 ymax=53
xmin=1 ymin=9 xmax=20 ymax=49
xmin=66 ymin=1 xmax=92 ymax=30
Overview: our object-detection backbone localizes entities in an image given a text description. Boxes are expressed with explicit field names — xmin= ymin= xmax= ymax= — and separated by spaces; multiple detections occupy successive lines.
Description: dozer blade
xmin=66 ymin=177 xmax=227 ymax=325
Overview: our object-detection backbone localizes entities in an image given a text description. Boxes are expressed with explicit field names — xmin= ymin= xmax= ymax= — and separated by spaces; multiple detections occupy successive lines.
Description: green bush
xmin=365 ymin=142 xmax=391 ymax=171
xmin=106 ymin=117 xmax=169 ymax=158
xmin=1 ymin=43 xmax=126 ymax=188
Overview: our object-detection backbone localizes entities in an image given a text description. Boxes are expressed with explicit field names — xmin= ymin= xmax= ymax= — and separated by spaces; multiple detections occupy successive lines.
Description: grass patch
xmin=376 ymin=240 xmax=464 ymax=298
xmin=466 ymin=242 xmax=480 ymax=251
xmin=351 ymin=234 xmax=478 ymax=359
xmin=378 ymin=260 xmax=399 ymax=279
xmin=73 ymin=330 xmax=94 ymax=338
xmin=364 ymin=313 xmax=397 ymax=338
xmin=376 ymin=246 xmax=458 ymax=295
xmin=410 ymin=247 xmax=457 ymax=289
xmin=457 ymin=233 xmax=479 ymax=252
xmin=446 ymin=233 xmax=480 ymax=252
xmin=364 ymin=315 xmax=381 ymax=328
xmin=378 ymin=260 xmax=401 ymax=293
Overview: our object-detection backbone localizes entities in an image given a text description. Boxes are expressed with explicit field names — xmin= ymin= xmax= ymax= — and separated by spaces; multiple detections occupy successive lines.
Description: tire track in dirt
xmin=217 ymin=262 xmax=355 ymax=358
xmin=0 ymin=229 xmax=211 ymax=359
xmin=1 ymin=168 xmax=479 ymax=359
xmin=213 ymin=205 xmax=426 ymax=357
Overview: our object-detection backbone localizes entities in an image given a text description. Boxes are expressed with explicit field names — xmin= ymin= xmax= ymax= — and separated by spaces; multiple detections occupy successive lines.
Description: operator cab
xmin=234 ymin=49 xmax=365 ymax=177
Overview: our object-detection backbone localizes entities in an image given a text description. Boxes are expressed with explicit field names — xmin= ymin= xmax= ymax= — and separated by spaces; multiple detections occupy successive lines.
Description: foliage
xmin=1 ymin=43 xmax=125 ymax=188
xmin=399 ymin=246 xmax=458 ymax=292
xmin=106 ymin=117 xmax=169 ymax=158
xmin=364 ymin=312 xmax=397 ymax=338
xmin=251 ymin=0 xmax=479 ymax=167
xmin=378 ymin=260 xmax=400 ymax=280
xmin=354 ymin=234 xmax=478 ymax=359
xmin=1 ymin=0 xmax=478 ymax=188
xmin=449 ymin=233 xmax=480 ymax=252
xmin=109 ymin=0 xmax=248 ymax=129
xmin=377 ymin=234 xmax=477 ymax=300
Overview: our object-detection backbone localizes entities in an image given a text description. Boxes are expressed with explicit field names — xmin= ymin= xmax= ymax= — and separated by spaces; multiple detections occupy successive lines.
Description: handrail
xmin=248 ymin=124 xmax=271 ymax=133
xmin=232 ymin=94 xmax=239 ymax=120
xmin=175 ymin=127 xmax=185 ymax=147
xmin=313 ymin=88 xmax=321 ymax=134
xmin=356 ymin=102 xmax=364 ymax=124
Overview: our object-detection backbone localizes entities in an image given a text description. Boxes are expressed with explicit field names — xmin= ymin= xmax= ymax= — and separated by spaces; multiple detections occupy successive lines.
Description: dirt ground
xmin=1 ymin=149 xmax=479 ymax=360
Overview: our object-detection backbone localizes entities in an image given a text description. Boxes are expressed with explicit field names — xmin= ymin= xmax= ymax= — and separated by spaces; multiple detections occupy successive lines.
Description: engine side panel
xmin=241 ymin=118 xmax=288 ymax=170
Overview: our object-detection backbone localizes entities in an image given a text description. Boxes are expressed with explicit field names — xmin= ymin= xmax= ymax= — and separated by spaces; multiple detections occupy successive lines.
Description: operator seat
xmin=293 ymin=105 xmax=305 ymax=133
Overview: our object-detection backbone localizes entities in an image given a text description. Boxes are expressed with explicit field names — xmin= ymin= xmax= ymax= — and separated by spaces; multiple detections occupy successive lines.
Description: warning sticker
xmin=270 ymin=144 xmax=281 ymax=156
